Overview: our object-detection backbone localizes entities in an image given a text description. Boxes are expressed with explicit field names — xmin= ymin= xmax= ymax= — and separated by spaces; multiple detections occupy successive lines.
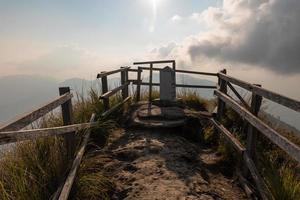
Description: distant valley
xmin=0 ymin=74 xmax=299 ymax=134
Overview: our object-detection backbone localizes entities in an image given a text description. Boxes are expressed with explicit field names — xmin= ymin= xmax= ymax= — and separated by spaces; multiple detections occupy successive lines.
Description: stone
xmin=160 ymin=66 xmax=176 ymax=101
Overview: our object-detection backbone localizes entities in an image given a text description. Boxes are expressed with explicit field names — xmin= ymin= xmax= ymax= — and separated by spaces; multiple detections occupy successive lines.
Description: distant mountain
xmin=0 ymin=75 xmax=58 ymax=125
xmin=0 ymin=74 xmax=298 ymax=133
xmin=0 ymin=75 xmax=121 ymax=125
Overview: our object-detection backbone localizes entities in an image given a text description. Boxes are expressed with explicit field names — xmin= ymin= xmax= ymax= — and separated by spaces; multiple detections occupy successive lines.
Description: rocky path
xmin=96 ymin=128 xmax=248 ymax=200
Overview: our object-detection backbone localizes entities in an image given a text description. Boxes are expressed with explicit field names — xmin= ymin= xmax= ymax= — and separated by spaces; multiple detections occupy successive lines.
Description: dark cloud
xmin=187 ymin=0 xmax=300 ymax=74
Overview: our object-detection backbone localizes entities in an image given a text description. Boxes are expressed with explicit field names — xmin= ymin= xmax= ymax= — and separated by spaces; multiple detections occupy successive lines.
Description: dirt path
xmin=96 ymin=128 xmax=248 ymax=200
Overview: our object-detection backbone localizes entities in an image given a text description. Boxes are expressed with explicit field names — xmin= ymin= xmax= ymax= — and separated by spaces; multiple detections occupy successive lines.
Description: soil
xmin=94 ymin=128 xmax=248 ymax=200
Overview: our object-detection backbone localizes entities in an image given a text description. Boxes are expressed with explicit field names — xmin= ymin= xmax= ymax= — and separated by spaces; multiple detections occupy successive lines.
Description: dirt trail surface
xmin=96 ymin=128 xmax=248 ymax=200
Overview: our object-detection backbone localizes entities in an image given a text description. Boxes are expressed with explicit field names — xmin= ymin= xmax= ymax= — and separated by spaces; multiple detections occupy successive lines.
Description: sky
xmin=0 ymin=0 xmax=300 ymax=100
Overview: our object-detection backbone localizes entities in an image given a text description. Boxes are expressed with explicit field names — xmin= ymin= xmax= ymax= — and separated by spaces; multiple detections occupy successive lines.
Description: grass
xmin=0 ymin=88 xmax=119 ymax=200
xmin=212 ymin=103 xmax=300 ymax=200
xmin=1 ymin=84 xmax=298 ymax=200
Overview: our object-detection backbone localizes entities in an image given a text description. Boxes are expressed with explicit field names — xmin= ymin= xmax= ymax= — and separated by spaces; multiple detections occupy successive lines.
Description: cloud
xmin=156 ymin=0 xmax=300 ymax=74
xmin=171 ymin=14 xmax=182 ymax=22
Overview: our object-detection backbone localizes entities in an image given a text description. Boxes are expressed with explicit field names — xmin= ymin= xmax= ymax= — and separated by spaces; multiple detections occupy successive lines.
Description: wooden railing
xmin=1 ymin=60 xmax=299 ymax=200
xmin=131 ymin=60 xmax=218 ymax=102
xmin=96 ymin=66 xmax=132 ymax=117
xmin=212 ymin=70 xmax=300 ymax=199
xmin=0 ymin=87 xmax=87 ymax=157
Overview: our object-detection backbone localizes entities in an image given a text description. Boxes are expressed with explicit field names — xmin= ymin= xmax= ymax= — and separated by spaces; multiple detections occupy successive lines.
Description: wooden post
xmin=121 ymin=67 xmax=128 ymax=99
xmin=101 ymin=75 xmax=109 ymax=111
xmin=243 ymin=84 xmax=262 ymax=177
xmin=59 ymin=87 xmax=74 ymax=160
xmin=246 ymin=84 xmax=262 ymax=160
xmin=136 ymin=67 xmax=142 ymax=102
xmin=149 ymin=63 xmax=153 ymax=102
xmin=213 ymin=69 xmax=227 ymax=142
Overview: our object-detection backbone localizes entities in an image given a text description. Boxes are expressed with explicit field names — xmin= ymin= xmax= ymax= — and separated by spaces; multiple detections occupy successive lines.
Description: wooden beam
xmin=211 ymin=118 xmax=246 ymax=154
xmin=58 ymin=114 xmax=96 ymax=200
xmin=99 ymin=82 xmax=130 ymax=99
xmin=219 ymin=72 xmax=300 ymax=112
xmin=138 ymin=66 xmax=161 ymax=71
xmin=243 ymin=153 xmax=269 ymax=200
xmin=149 ymin=63 xmax=153 ymax=102
xmin=215 ymin=90 xmax=300 ymax=163
xmin=218 ymin=72 xmax=253 ymax=91
xmin=0 ymin=93 xmax=73 ymax=132
xmin=133 ymin=82 xmax=216 ymax=89
xmin=0 ymin=122 xmax=98 ymax=145
xmin=246 ymin=87 xmax=262 ymax=159
xmin=59 ymin=87 xmax=75 ymax=160
xmin=136 ymin=67 xmax=142 ymax=102
xmin=133 ymin=60 xmax=175 ymax=65
xmin=101 ymin=96 xmax=131 ymax=118
xmin=97 ymin=67 xmax=130 ymax=79
xmin=175 ymin=69 xmax=217 ymax=76
xmin=121 ymin=67 xmax=129 ymax=99
xmin=176 ymin=84 xmax=217 ymax=89
xmin=128 ymin=68 xmax=140 ymax=72
xmin=214 ymin=69 xmax=227 ymax=142
xmin=227 ymin=82 xmax=250 ymax=110
xmin=101 ymin=76 xmax=109 ymax=111
xmin=252 ymin=85 xmax=300 ymax=112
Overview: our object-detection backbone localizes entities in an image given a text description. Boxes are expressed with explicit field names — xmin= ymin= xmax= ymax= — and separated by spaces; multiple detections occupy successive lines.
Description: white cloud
xmin=171 ymin=14 xmax=182 ymax=22
xmin=155 ymin=0 xmax=300 ymax=74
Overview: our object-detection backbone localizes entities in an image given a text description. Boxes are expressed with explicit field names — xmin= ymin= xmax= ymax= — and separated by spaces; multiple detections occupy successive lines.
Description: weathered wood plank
xmin=219 ymin=72 xmax=300 ymax=112
xmin=246 ymin=88 xmax=262 ymax=160
xmin=133 ymin=60 xmax=175 ymax=65
xmin=149 ymin=63 xmax=153 ymax=102
xmin=0 ymin=122 xmax=97 ymax=145
xmin=227 ymin=82 xmax=250 ymax=110
xmin=136 ymin=67 xmax=142 ymax=102
xmin=211 ymin=118 xmax=246 ymax=154
xmin=101 ymin=75 xmax=109 ymax=111
xmin=58 ymin=114 xmax=96 ymax=200
xmin=121 ymin=68 xmax=129 ymax=99
xmin=175 ymin=69 xmax=217 ymax=76
xmin=100 ymin=82 xmax=130 ymax=99
xmin=101 ymin=96 xmax=131 ymax=118
xmin=133 ymin=82 xmax=216 ymax=89
xmin=218 ymin=72 xmax=253 ymax=91
xmin=214 ymin=69 xmax=227 ymax=142
xmin=176 ymin=84 xmax=217 ymax=89
xmin=96 ymin=67 xmax=130 ymax=79
xmin=252 ymin=85 xmax=300 ymax=112
xmin=59 ymin=87 xmax=75 ymax=160
xmin=128 ymin=68 xmax=139 ymax=72
xmin=243 ymin=153 xmax=269 ymax=200
xmin=215 ymin=90 xmax=300 ymax=163
xmin=0 ymin=93 xmax=73 ymax=132
xmin=138 ymin=66 xmax=161 ymax=71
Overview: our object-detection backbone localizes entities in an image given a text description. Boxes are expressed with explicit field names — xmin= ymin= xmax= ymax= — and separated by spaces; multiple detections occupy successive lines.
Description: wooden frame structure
xmin=1 ymin=60 xmax=299 ymax=200
xmin=131 ymin=60 xmax=218 ymax=102
xmin=212 ymin=70 xmax=300 ymax=199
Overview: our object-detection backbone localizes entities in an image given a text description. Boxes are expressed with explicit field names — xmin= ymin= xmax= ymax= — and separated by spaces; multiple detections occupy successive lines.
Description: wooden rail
xmin=0 ymin=93 xmax=73 ymax=132
xmin=215 ymin=90 xmax=300 ymax=162
xmin=2 ymin=60 xmax=299 ymax=200
xmin=218 ymin=72 xmax=300 ymax=112
xmin=58 ymin=114 xmax=96 ymax=200
xmin=0 ymin=122 xmax=97 ymax=145
xmin=211 ymin=69 xmax=300 ymax=199
xmin=133 ymin=81 xmax=217 ymax=89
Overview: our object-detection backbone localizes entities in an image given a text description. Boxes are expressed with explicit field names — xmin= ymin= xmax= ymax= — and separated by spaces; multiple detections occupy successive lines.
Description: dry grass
xmin=0 ymin=88 xmax=119 ymax=200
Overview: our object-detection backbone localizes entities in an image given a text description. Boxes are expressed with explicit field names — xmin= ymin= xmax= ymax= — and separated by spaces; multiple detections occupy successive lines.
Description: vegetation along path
xmin=94 ymin=128 xmax=247 ymax=200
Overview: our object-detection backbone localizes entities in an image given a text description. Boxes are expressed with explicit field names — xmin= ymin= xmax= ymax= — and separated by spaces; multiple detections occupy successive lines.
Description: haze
xmin=0 ymin=0 xmax=299 ymax=126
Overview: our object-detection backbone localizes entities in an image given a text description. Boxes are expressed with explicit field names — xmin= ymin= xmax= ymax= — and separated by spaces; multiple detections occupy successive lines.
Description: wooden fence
xmin=0 ymin=60 xmax=299 ymax=200
xmin=120 ymin=60 xmax=300 ymax=199
xmin=212 ymin=70 xmax=300 ymax=199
